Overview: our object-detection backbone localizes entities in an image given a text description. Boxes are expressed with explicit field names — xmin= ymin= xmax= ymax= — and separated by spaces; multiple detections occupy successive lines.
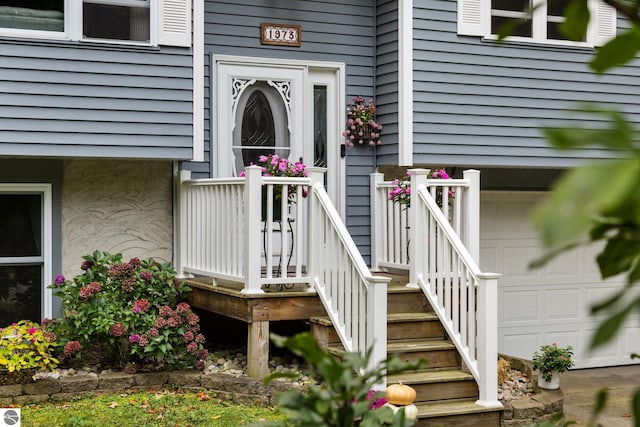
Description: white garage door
xmin=480 ymin=191 xmax=640 ymax=368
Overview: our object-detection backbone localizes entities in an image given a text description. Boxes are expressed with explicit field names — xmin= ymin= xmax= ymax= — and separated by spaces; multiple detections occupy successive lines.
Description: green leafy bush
xmin=257 ymin=332 xmax=423 ymax=427
xmin=0 ymin=320 xmax=58 ymax=373
xmin=45 ymin=251 xmax=208 ymax=371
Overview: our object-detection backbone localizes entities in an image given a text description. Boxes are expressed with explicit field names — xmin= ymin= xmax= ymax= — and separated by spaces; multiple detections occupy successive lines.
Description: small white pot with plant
xmin=532 ymin=343 xmax=574 ymax=390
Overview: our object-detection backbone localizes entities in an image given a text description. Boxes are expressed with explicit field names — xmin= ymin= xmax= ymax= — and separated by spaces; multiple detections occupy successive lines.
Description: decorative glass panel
xmin=313 ymin=85 xmax=327 ymax=168
xmin=241 ymin=90 xmax=276 ymax=166
xmin=0 ymin=265 xmax=42 ymax=325
xmin=0 ymin=194 xmax=41 ymax=257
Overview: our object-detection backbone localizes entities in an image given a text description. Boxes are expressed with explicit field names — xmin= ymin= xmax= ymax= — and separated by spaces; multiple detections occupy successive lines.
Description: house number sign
xmin=261 ymin=23 xmax=301 ymax=47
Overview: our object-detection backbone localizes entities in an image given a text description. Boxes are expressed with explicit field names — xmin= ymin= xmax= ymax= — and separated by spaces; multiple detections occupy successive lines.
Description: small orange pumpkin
xmin=385 ymin=382 xmax=416 ymax=405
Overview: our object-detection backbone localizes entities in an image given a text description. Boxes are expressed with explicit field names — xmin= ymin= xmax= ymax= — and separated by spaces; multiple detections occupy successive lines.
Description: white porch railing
xmin=370 ymin=169 xmax=481 ymax=272
xmin=178 ymin=166 xmax=389 ymax=381
xmin=408 ymin=169 xmax=501 ymax=409
xmin=178 ymin=166 xmax=313 ymax=292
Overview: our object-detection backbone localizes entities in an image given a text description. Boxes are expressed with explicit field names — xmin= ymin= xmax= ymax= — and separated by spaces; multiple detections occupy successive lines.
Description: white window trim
xmin=0 ymin=183 xmax=52 ymax=321
xmin=0 ymin=0 xmax=190 ymax=47
xmin=458 ymin=0 xmax=616 ymax=48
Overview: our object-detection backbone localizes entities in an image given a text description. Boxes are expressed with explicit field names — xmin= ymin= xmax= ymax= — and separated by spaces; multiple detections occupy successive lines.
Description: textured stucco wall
xmin=61 ymin=159 xmax=173 ymax=277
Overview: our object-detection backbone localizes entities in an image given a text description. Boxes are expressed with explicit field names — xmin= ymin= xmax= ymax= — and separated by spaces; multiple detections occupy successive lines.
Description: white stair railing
xmin=307 ymin=168 xmax=390 ymax=380
xmin=408 ymin=169 xmax=502 ymax=409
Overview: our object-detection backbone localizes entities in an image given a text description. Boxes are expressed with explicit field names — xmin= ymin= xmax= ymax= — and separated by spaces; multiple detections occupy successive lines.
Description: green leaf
xmin=633 ymin=388 xmax=640 ymax=425
xmin=592 ymin=388 xmax=609 ymax=416
xmin=560 ymin=0 xmax=590 ymax=41
xmin=590 ymin=300 xmax=636 ymax=349
xmin=590 ymin=27 xmax=640 ymax=73
xmin=596 ymin=231 xmax=640 ymax=278
xmin=532 ymin=160 xmax=639 ymax=252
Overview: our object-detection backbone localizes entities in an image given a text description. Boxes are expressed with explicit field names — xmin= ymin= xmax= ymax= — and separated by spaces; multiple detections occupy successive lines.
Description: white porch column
xmin=408 ymin=168 xmax=429 ymax=287
xmin=306 ymin=167 xmax=326 ymax=292
xmin=475 ymin=272 xmax=503 ymax=408
xmin=463 ymin=169 xmax=480 ymax=265
xmin=367 ymin=275 xmax=389 ymax=390
xmin=175 ymin=169 xmax=192 ymax=278
xmin=242 ymin=166 xmax=264 ymax=295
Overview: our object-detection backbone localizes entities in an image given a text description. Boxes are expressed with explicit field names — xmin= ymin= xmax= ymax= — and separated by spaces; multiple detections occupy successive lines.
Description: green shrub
xmin=0 ymin=320 xmax=58 ymax=373
xmin=45 ymin=251 xmax=208 ymax=371
xmin=257 ymin=333 xmax=423 ymax=427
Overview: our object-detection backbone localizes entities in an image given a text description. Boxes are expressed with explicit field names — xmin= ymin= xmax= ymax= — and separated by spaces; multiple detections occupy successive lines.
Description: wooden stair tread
xmin=389 ymin=369 xmax=474 ymax=384
xmin=413 ymin=399 xmax=502 ymax=418
xmin=310 ymin=312 xmax=438 ymax=326
xmin=387 ymin=339 xmax=455 ymax=353
xmin=387 ymin=312 xmax=438 ymax=322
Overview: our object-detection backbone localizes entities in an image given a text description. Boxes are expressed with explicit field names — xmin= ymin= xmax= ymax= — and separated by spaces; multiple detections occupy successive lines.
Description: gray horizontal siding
xmin=408 ymin=0 xmax=640 ymax=168
xmin=0 ymin=40 xmax=193 ymax=160
xmin=375 ymin=0 xmax=399 ymax=165
xmin=187 ymin=0 xmax=377 ymax=262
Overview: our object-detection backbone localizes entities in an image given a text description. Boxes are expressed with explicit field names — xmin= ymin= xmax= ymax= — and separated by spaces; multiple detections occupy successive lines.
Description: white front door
xmin=214 ymin=56 xmax=346 ymax=214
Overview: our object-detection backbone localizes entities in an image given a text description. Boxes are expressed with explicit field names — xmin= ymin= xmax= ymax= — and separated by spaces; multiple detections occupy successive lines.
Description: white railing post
xmin=409 ymin=169 xmax=429 ymax=287
xmin=370 ymin=172 xmax=384 ymax=271
xmin=476 ymin=273 xmax=502 ymax=408
xmin=175 ymin=169 xmax=192 ymax=278
xmin=242 ymin=166 xmax=264 ymax=295
xmin=463 ymin=169 xmax=480 ymax=265
xmin=307 ymin=167 xmax=326 ymax=291
xmin=367 ymin=276 xmax=388 ymax=390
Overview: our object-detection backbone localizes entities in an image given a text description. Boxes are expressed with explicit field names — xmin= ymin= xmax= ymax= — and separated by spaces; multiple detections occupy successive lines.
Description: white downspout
xmin=192 ymin=0 xmax=204 ymax=162
xmin=398 ymin=0 xmax=414 ymax=166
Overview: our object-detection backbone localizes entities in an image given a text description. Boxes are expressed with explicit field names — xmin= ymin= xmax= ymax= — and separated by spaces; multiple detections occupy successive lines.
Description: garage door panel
xmin=544 ymin=250 xmax=580 ymax=276
xmin=545 ymin=288 xmax=580 ymax=321
xmin=483 ymin=191 xmax=640 ymax=368
xmin=501 ymin=332 xmax=539 ymax=360
xmin=502 ymin=290 xmax=540 ymax=323
xmin=624 ymin=326 xmax=640 ymax=357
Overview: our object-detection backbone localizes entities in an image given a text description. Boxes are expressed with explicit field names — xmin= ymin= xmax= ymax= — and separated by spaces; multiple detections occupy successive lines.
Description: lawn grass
xmin=19 ymin=388 xmax=289 ymax=426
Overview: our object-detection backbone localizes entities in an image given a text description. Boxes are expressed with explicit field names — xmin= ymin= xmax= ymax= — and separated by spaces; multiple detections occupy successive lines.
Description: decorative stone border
xmin=499 ymin=354 xmax=564 ymax=427
xmin=1 ymin=357 xmax=563 ymax=427
xmin=0 ymin=370 xmax=304 ymax=407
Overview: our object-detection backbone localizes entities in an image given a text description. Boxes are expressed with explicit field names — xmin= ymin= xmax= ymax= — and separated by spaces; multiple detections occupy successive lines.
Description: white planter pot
xmin=538 ymin=371 xmax=560 ymax=390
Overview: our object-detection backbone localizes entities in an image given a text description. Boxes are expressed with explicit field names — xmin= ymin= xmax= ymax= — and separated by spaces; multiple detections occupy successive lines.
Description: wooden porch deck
xmin=185 ymin=272 xmax=411 ymax=378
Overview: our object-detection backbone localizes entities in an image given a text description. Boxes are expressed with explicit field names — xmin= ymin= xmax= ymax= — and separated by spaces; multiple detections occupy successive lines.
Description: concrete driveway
xmin=561 ymin=365 xmax=640 ymax=426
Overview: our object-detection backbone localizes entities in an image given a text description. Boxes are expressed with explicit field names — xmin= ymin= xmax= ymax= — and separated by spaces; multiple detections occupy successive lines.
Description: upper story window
xmin=0 ymin=1 xmax=64 ymax=34
xmin=83 ymin=0 xmax=150 ymax=43
xmin=0 ymin=0 xmax=190 ymax=47
xmin=459 ymin=0 xmax=617 ymax=47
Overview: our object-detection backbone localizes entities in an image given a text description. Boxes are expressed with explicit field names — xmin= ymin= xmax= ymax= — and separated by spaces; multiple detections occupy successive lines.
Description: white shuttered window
xmin=458 ymin=0 xmax=616 ymax=47
xmin=0 ymin=0 xmax=190 ymax=47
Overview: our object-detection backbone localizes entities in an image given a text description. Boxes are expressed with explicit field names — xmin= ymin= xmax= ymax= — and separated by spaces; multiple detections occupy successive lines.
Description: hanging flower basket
xmin=343 ymin=97 xmax=382 ymax=147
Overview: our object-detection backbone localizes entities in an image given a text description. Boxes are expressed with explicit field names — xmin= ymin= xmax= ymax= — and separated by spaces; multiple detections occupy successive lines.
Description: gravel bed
xmin=498 ymin=368 xmax=535 ymax=402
